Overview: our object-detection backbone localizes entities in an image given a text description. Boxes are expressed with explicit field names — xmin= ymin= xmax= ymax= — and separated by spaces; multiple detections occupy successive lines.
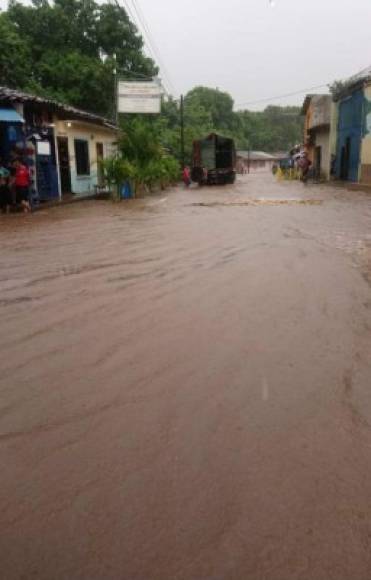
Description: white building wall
xmin=55 ymin=119 xmax=117 ymax=195
xmin=316 ymin=131 xmax=331 ymax=180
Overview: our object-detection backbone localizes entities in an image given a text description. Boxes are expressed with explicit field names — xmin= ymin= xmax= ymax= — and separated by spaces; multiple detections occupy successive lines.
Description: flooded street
xmin=2 ymin=172 xmax=371 ymax=579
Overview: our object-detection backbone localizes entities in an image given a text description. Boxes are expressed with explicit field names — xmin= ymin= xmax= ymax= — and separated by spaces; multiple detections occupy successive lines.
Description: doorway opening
xmin=57 ymin=136 xmax=72 ymax=195
xmin=96 ymin=142 xmax=104 ymax=187
xmin=314 ymin=146 xmax=322 ymax=180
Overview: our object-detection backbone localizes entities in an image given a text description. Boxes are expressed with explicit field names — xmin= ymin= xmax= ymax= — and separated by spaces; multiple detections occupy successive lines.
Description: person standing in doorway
xmin=14 ymin=158 xmax=31 ymax=212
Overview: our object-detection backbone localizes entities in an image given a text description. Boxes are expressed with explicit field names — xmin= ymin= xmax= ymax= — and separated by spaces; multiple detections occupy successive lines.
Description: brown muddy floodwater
xmin=1 ymin=173 xmax=371 ymax=580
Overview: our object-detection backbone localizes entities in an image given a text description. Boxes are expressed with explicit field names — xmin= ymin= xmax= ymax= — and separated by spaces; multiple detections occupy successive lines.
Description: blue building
xmin=334 ymin=68 xmax=371 ymax=184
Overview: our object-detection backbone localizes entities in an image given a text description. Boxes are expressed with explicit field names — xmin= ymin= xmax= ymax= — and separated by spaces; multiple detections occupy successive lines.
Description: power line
xmin=113 ymin=0 xmax=165 ymax=86
xmin=134 ymin=5 xmax=176 ymax=96
xmin=118 ymin=0 xmax=175 ymax=95
xmin=236 ymin=83 xmax=329 ymax=108
xmin=129 ymin=0 xmax=176 ymax=96
xmin=116 ymin=69 xmax=153 ymax=80
xmin=236 ymin=62 xmax=371 ymax=108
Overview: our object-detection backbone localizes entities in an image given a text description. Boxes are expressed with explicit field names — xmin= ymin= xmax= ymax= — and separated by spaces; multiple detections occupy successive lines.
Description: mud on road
xmin=1 ymin=173 xmax=371 ymax=580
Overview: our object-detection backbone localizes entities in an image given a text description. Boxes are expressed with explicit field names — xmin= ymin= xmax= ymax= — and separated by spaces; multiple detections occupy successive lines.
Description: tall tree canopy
xmin=0 ymin=15 xmax=31 ymax=88
xmin=185 ymin=87 xmax=235 ymax=130
xmin=158 ymin=88 xmax=303 ymax=157
xmin=0 ymin=0 xmax=157 ymax=117
xmin=235 ymin=105 xmax=303 ymax=152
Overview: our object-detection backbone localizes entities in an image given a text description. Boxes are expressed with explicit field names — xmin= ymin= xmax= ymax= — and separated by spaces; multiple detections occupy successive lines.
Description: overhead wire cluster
xmin=111 ymin=1 xmax=363 ymax=111
xmin=235 ymin=83 xmax=330 ymax=109
xmin=236 ymin=61 xmax=371 ymax=109
xmin=116 ymin=0 xmax=176 ymax=96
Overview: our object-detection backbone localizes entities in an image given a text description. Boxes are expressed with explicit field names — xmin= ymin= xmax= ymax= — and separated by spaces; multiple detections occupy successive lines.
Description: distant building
xmin=236 ymin=151 xmax=282 ymax=173
xmin=333 ymin=67 xmax=371 ymax=184
xmin=301 ymin=94 xmax=333 ymax=180
xmin=0 ymin=87 xmax=118 ymax=203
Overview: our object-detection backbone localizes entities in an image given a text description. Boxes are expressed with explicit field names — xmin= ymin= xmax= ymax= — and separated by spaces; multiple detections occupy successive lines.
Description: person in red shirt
xmin=182 ymin=166 xmax=191 ymax=188
xmin=13 ymin=158 xmax=31 ymax=212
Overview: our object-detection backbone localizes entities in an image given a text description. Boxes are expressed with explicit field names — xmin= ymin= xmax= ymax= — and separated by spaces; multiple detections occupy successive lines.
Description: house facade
xmin=361 ymin=82 xmax=371 ymax=184
xmin=334 ymin=75 xmax=371 ymax=184
xmin=302 ymin=94 xmax=333 ymax=180
xmin=237 ymin=151 xmax=282 ymax=173
xmin=0 ymin=87 xmax=118 ymax=202
xmin=54 ymin=119 xmax=118 ymax=196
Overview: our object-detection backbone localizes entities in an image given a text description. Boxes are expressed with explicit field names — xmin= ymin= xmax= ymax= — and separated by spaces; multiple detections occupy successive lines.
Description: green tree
xmin=116 ymin=117 xmax=180 ymax=196
xmin=3 ymin=0 xmax=157 ymax=116
xmin=119 ymin=117 xmax=164 ymax=165
xmin=185 ymin=86 xmax=235 ymax=130
xmin=25 ymin=51 xmax=115 ymax=116
xmin=0 ymin=14 xmax=32 ymax=88
xmin=236 ymin=105 xmax=302 ymax=151
xmin=154 ymin=89 xmax=303 ymax=162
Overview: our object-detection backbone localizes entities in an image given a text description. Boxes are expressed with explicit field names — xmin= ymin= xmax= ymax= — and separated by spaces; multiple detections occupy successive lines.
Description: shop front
xmin=0 ymin=103 xmax=59 ymax=204
xmin=0 ymin=87 xmax=118 ymax=204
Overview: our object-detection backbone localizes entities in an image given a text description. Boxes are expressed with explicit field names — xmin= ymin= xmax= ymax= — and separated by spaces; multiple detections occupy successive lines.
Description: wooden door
xmin=96 ymin=142 xmax=104 ymax=186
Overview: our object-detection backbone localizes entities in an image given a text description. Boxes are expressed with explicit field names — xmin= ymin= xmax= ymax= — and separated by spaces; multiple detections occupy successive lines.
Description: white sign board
xmin=37 ymin=141 xmax=51 ymax=155
xmin=117 ymin=81 xmax=162 ymax=114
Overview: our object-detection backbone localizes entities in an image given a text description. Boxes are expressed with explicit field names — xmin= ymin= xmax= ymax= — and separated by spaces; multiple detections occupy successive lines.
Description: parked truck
xmin=191 ymin=133 xmax=236 ymax=186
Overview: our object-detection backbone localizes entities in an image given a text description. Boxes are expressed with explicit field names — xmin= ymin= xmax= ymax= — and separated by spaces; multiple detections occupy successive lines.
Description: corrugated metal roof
xmin=0 ymin=108 xmax=24 ymax=123
xmin=0 ymin=87 xmax=118 ymax=130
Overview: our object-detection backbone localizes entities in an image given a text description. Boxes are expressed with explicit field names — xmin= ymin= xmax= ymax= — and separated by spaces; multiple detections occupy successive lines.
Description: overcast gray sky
xmin=1 ymin=0 xmax=370 ymax=110
xmin=136 ymin=0 xmax=371 ymax=110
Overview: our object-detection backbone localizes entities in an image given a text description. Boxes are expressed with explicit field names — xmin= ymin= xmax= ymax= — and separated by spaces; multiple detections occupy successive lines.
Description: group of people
xmin=275 ymin=151 xmax=312 ymax=183
xmin=0 ymin=157 xmax=31 ymax=214
xmin=182 ymin=166 xmax=209 ymax=187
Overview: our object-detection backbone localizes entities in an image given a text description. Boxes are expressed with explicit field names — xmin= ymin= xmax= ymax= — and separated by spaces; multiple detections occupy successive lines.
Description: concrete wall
xmin=304 ymin=96 xmax=333 ymax=174
xmin=54 ymin=119 xmax=117 ymax=195
xmin=315 ymin=129 xmax=331 ymax=179
xmin=309 ymin=96 xmax=332 ymax=130
xmin=329 ymin=101 xmax=338 ymax=159
xmin=303 ymin=102 xmax=314 ymax=164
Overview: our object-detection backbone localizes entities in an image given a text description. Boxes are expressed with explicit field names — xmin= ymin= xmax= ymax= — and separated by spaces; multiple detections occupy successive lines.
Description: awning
xmin=0 ymin=108 xmax=25 ymax=123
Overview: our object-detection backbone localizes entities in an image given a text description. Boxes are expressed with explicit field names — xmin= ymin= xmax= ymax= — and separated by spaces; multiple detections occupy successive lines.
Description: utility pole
xmin=247 ymin=147 xmax=251 ymax=174
xmin=180 ymin=95 xmax=185 ymax=170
